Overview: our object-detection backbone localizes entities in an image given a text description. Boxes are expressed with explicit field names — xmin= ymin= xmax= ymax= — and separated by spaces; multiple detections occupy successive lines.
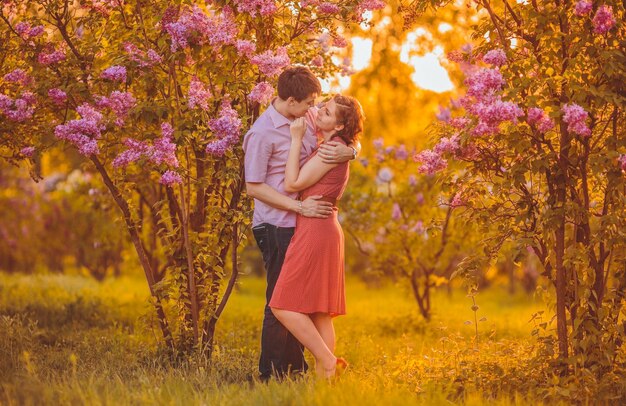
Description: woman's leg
xmin=310 ymin=312 xmax=335 ymax=354
xmin=271 ymin=308 xmax=336 ymax=377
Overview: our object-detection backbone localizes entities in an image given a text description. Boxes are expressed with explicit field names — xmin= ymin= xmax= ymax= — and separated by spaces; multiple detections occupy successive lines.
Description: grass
xmin=0 ymin=272 xmax=588 ymax=405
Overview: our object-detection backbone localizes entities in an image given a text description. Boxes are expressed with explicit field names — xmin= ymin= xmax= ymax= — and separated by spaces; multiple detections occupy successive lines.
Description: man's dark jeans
xmin=252 ymin=223 xmax=308 ymax=379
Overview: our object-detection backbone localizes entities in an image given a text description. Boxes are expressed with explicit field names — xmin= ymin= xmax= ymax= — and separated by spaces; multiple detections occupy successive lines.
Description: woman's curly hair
xmin=331 ymin=95 xmax=365 ymax=145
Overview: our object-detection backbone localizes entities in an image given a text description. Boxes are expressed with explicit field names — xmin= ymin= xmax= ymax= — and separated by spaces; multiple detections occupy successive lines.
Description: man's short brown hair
xmin=277 ymin=66 xmax=322 ymax=102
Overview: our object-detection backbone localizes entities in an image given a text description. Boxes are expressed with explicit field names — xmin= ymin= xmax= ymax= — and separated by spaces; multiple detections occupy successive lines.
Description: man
xmin=243 ymin=66 xmax=358 ymax=381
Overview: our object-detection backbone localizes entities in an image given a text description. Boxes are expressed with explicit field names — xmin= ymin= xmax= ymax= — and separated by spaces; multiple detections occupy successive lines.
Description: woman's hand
xmin=290 ymin=117 xmax=306 ymax=141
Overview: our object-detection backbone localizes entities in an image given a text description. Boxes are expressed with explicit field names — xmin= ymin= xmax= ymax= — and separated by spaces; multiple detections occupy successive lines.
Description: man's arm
xmin=317 ymin=139 xmax=361 ymax=164
xmin=246 ymin=182 xmax=333 ymax=218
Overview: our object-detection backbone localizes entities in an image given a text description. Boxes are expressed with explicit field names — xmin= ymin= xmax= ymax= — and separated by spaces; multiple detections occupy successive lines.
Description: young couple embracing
xmin=243 ymin=66 xmax=364 ymax=380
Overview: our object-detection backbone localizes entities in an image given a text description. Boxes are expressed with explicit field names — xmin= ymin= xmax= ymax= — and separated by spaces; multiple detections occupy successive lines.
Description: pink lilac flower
xmin=250 ymin=47 xmax=290 ymax=77
xmin=160 ymin=6 xmax=179 ymax=31
xmin=527 ymin=107 xmax=554 ymax=133
xmin=468 ymin=100 xmax=524 ymax=125
xmin=537 ymin=116 xmax=555 ymax=133
xmin=385 ymin=146 xmax=395 ymax=155
xmin=318 ymin=32 xmax=331 ymax=53
xmin=160 ymin=170 xmax=183 ymax=186
xmin=433 ymin=135 xmax=460 ymax=155
xmin=450 ymin=98 xmax=462 ymax=109
xmin=592 ymin=5 xmax=615 ymax=34
xmin=234 ymin=0 xmax=277 ymax=16
xmin=187 ymin=76 xmax=212 ymax=111
xmin=301 ymin=0 xmax=321 ymax=6
xmin=38 ymin=48 xmax=66 ymax=65
xmin=391 ymin=203 xmax=402 ymax=220
xmin=574 ymin=0 xmax=592 ymax=16
xmin=147 ymin=50 xmax=162 ymax=64
xmin=562 ymin=103 xmax=592 ymax=137
xmin=124 ymin=42 xmax=162 ymax=67
xmin=482 ymin=49 xmax=507 ymax=67
xmin=236 ymin=40 xmax=257 ymax=57
xmin=209 ymin=6 xmax=238 ymax=47
xmin=3 ymin=69 xmax=31 ymax=85
xmin=101 ymin=65 xmax=127 ymax=82
xmin=0 ymin=93 xmax=36 ymax=122
xmin=311 ymin=55 xmax=324 ymax=67
xmin=0 ymin=94 xmax=14 ymax=112
xmin=447 ymin=50 xmax=464 ymax=63
xmin=112 ymin=138 xmax=149 ymax=168
xmin=318 ymin=2 xmax=340 ymax=13
xmin=83 ymin=0 xmax=121 ymax=16
xmin=15 ymin=22 xmax=30 ymax=35
xmin=410 ymin=220 xmax=424 ymax=234
xmin=341 ymin=57 xmax=355 ymax=76
xmin=408 ymin=175 xmax=417 ymax=186
xmin=333 ymin=36 xmax=349 ymax=48
xmin=373 ymin=138 xmax=384 ymax=149
xmin=450 ymin=117 xmax=471 ymax=129
xmin=377 ymin=167 xmax=393 ymax=182
xmin=359 ymin=157 xmax=369 ymax=167
xmin=464 ymin=68 xmax=505 ymax=100
xmin=358 ymin=0 xmax=386 ymax=11
xmin=415 ymin=192 xmax=424 ymax=204
xmin=20 ymin=146 xmax=35 ymax=157
xmin=54 ymin=103 xmax=104 ymax=156
xmin=113 ymin=123 xmax=178 ymax=168
xmin=48 ymin=88 xmax=67 ymax=105
xmin=395 ymin=145 xmax=408 ymax=160
xmin=472 ymin=121 xmax=500 ymax=136
xmin=248 ymin=81 xmax=275 ymax=105
xmin=206 ymin=99 xmax=242 ymax=156
xmin=28 ymin=26 xmax=44 ymax=37
xmin=436 ymin=106 xmax=451 ymax=122
xmin=414 ymin=149 xmax=447 ymax=175
xmin=96 ymin=91 xmax=136 ymax=126
xmin=164 ymin=21 xmax=189 ymax=52
xmin=450 ymin=192 xmax=464 ymax=207
xmin=15 ymin=22 xmax=44 ymax=38
xmin=151 ymin=123 xmax=179 ymax=167
xmin=164 ymin=5 xmax=237 ymax=52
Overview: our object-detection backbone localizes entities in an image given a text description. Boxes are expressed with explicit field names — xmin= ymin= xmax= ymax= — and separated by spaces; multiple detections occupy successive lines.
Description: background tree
xmin=410 ymin=0 xmax=626 ymax=387
xmin=0 ymin=0 xmax=386 ymax=355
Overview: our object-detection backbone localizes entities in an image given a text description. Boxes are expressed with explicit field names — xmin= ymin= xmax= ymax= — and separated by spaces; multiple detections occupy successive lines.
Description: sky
xmin=321 ymin=31 xmax=455 ymax=94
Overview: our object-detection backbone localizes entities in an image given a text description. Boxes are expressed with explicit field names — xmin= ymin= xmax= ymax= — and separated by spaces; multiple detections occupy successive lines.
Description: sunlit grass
xmin=0 ymin=272 xmax=574 ymax=405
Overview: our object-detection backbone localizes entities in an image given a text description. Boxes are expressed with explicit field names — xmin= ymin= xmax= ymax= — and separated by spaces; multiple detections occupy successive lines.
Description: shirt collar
xmin=268 ymin=99 xmax=292 ymax=129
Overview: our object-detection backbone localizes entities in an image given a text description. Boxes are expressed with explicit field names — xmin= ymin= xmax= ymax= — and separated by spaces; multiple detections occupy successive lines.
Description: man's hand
xmin=318 ymin=141 xmax=354 ymax=164
xmin=300 ymin=195 xmax=333 ymax=218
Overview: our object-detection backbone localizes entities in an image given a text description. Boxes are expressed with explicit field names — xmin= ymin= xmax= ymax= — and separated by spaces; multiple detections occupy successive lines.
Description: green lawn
xmin=0 ymin=272 xmax=574 ymax=405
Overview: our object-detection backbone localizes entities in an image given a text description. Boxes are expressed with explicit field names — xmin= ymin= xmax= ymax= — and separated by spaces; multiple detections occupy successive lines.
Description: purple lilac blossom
xmin=160 ymin=170 xmax=183 ymax=186
xmin=414 ymin=150 xmax=447 ymax=175
xmin=250 ymin=47 xmax=291 ymax=77
xmin=592 ymin=5 xmax=616 ymax=34
xmin=562 ymin=103 xmax=592 ymax=137
xmin=248 ymin=82 xmax=275 ymax=105
xmin=574 ymin=0 xmax=592 ymax=16
xmin=54 ymin=103 xmax=104 ymax=156
xmin=48 ymin=88 xmax=67 ymax=105
xmin=101 ymin=65 xmax=127 ymax=82
xmin=187 ymin=77 xmax=212 ymax=111
xmin=482 ymin=49 xmax=507 ymax=67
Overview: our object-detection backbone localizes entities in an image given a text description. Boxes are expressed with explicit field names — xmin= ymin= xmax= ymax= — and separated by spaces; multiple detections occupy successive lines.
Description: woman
xmin=269 ymin=94 xmax=364 ymax=378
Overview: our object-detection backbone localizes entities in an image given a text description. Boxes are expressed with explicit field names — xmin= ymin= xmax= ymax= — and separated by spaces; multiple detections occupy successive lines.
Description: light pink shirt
xmin=243 ymin=103 xmax=318 ymax=227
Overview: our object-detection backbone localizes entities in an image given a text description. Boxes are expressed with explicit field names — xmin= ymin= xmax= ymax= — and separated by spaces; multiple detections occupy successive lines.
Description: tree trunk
xmin=91 ymin=156 xmax=173 ymax=349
